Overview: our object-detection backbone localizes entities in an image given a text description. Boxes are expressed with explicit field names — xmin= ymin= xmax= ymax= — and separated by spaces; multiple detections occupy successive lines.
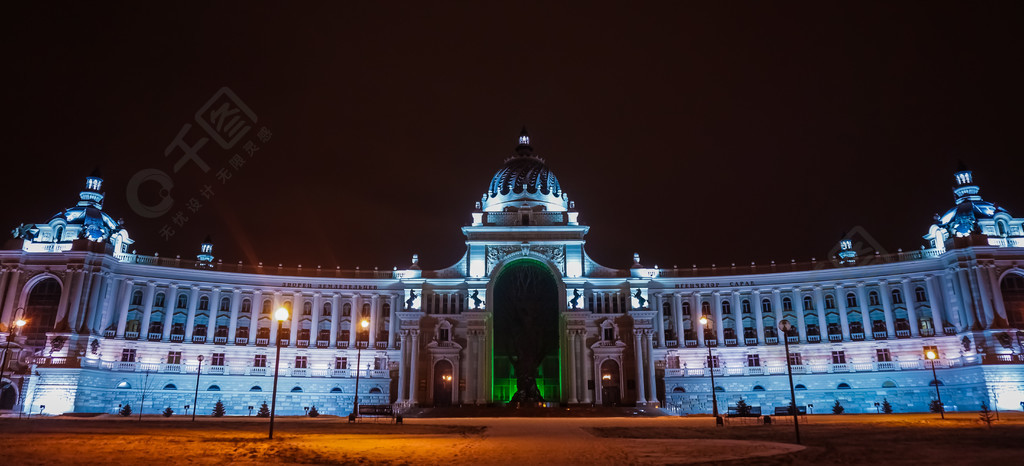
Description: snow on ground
xmin=0 ymin=412 xmax=1020 ymax=464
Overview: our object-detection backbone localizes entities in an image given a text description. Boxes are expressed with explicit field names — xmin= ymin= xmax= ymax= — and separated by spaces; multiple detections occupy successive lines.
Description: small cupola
xmin=197 ymin=235 xmax=214 ymax=264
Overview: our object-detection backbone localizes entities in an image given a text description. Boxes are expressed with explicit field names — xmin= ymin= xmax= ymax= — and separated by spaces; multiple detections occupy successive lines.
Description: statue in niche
xmin=405 ymin=290 xmax=417 ymax=309
xmin=470 ymin=290 xmax=482 ymax=309
xmin=634 ymin=288 xmax=647 ymax=308
xmin=569 ymin=289 xmax=581 ymax=310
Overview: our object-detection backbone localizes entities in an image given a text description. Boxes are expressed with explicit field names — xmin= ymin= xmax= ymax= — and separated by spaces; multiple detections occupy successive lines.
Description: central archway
xmin=492 ymin=258 xmax=560 ymax=403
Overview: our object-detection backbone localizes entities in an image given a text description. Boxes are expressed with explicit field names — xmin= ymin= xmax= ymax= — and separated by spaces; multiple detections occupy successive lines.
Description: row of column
xmin=565 ymin=329 xmax=594 ymax=404
xmin=632 ymin=329 xmax=658 ymax=405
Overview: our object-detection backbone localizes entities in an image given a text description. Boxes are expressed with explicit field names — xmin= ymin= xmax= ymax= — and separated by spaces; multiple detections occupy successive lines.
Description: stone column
xmin=901 ymin=278 xmax=920 ymax=337
xmin=94 ymin=274 xmax=117 ymax=334
xmin=925 ymin=276 xmax=950 ymax=330
xmin=813 ymin=286 xmax=828 ymax=341
xmin=694 ymin=293 xmax=705 ymax=347
xmin=464 ymin=330 xmax=475 ymax=405
xmin=672 ymin=293 xmax=684 ymax=343
xmin=138 ymin=282 xmax=156 ymax=338
xmin=268 ymin=291 xmax=282 ymax=344
xmin=388 ymin=295 xmax=399 ymax=349
xmin=752 ymin=289 xmax=765 ymax=343
xmin=879 ymin=281 xmax=896 ymax=338
xmin=310 ymin=293 xmax=321 ymax=346
xmin=398 ymin=330 xmax=409 ymax=403
xmin=732 ymin=291 xmax=744 ymax=345
xmin=654 ymin=294 xmax=665 ymax=347
xmin=162 ymin=284 xmax=179 ymax=340
xmin=581 ymin=332 xmax=593 ymax=403
xmin=369 ymin=294 xmax=380 ymax=347
xmin=349 ymin=294 xmax=360 ymax=346
xmin=248 ymin=290 xmax=262 ymax=345
xmin=114 ymin=279 xmax=134 ymax=338
xmin=793 ymin=289 xmax=807 ymax=342
xmin=988 ymin=265 xmax=1008 ymax=324
xmin=713 ymin=292 xmax=725 ymax=343
xmin=207 ymin=287 xmax=221 ymax=342
xmin=772 ymin=289 xmax=784 ymax=332
xmin=290 ymin=291 xmax=302 ymax=343
xmin=856 ymin=283 xmax=872 ymax=339
xmin=183 ymin=285 xmax=200 ymax=341
xmin=567 ymin=330 xmax=578 ymax=404
xmin=956 ymin=267 xmax=978 ymax=329
xmin=632 ymin=329 xmax=646 ymax=404
xmin=227 ymin=288 xmax=242 ymax=342
xmin=329 ymin=293 xmax=340 ymax=347
xmin=974 ymin=266 xmax=996 ymax=328
xmin=54 ymin=268 xmax=75 ymax=328
xmin=0 ymin=269 xmax=21 ymax=325
xmin=408 ymin=330 xmax=419 ymax=404
xmin=645 ymin=331 xmax=657 ymax=404
xmin=66 ymin=270 xmax=86 ymax=332
xmin=0 ymin=268 xmax=9 ymax=323
xmin=81 ymin=272 xmax=104 ymax=333
xmin=835 ymin=285 xmax=851 ymax=340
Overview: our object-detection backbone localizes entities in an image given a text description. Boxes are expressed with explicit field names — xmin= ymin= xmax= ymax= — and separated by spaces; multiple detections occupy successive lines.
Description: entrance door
xmin=600 ymin=360 xmax=621 ymax=407
xmin=433 ymin=360 xmax=453 ymax=407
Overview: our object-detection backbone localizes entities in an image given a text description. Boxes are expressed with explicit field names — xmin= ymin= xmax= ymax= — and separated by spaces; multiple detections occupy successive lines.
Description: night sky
xmin=4 ymin=3 xmax=1023 ymax=272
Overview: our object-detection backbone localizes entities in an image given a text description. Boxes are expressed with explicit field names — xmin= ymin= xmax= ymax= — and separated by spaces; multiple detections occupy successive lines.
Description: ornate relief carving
xmin=486 ymin=245 xmax=566 ymax=275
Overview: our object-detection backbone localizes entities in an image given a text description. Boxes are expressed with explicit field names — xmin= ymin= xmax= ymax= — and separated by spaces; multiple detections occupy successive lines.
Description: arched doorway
xmin=1001 ymin=273 xmax=1024 ymax=328
xmin=24 ymin=278 xmax=61 ymax=343
xmin=600 ymin=360 xmax=621 ymax=406
xmin=492 ymin=259 xmax=560 ymax=403
xmin=433 ymin=360 xmax=453 ymax=407
xmin=0 ymin=381 xmax=16 ymax=410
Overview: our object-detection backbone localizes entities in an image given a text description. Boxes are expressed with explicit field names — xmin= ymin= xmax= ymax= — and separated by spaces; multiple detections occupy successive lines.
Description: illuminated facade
xmin=2 ymin=130 xmax=1024 ymax=416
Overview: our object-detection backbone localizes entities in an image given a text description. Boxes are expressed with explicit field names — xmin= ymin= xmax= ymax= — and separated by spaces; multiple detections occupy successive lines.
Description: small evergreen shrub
xmin=978 ymin=402 xmax=994 ymax=428
xmin=256 ymin=402 xmax=271 ymax=418
xmin=831 ymin=400 xmax=845 ymax=414
xmin=212 ymin=400 xmax=226 ymax=417
xmin=929 ymin=399 xmax=944 ymax=414
xmin=735 ymin=398 xmax=751 ymax=416
xmin=162 ymin=407 xmax=174 ymax=417
xmin=881 ymin=399 xmax=893 ymax=414
xmin=119 ymin=404 xmax=133 ymax=417
xmin=308 ymin=405 xmax=320 ymax=418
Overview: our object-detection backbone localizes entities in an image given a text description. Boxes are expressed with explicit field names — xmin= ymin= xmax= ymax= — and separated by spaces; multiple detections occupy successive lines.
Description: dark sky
xmin=4 ymin=2 xmax=1023 ymax=271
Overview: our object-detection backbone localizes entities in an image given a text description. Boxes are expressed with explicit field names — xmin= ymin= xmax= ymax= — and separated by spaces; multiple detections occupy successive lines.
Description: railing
xmin=235 ymin=337 xmax=249 ymax=345
xmin=920 ymin=328 xmax=936 ymax=337
xmin=354 ymin=342 xmax=369 ymax=349
xmin=337 ymin=341 xmax=350 ymax=349
xmin=807 ymin=335 xmax=821 ymax=343
xmin=666 ymin=340 xmax=679 ymax=348
xmin=876 ymin=361 xmax=896 ymax=371
xmin=765 ymin=337 xmax=779 ymax=345
xmin=114 ymin=361 xmax=137 ymax=372
xmin=850 ymin=332 xmax=865 ymax=341
xmin=745 ymin=366 xmax=764 ymax=376
xmin=125 ymin=331 xmax=139 ymax=340
xmin=114 ymin=252 xmax=399 ymax=279
xmin=828 ymin=334 xmax=843 ymax=342
xmin=214 ymin=336 xmax=227 ymax=344
xmin=291 ymin=368 xmax=308 ymax=377
xmin=161 ymin=363 xmax=182 ymax=373
xmin=255 ymin=337 xmax=269 ymax=346
xmin=943 ymin=326 xmax=957 ymax=335
xmin=786 ymin=336 xmax=799 ymax=343
xmin=872 ymin=331 xmax=888 ymax=340
xmin=207 ymin=365 xmax=225 ymax=375
xmin=332 ymin=369 xmax=350 ymax=377
xmin=249 ymin=367 xmax=268 ymax=376
xmin=830 ymin=363 xmax=850 ymax=372
xmin=103 ymin=329 xmax=116 ymax=338
xmin=984 ymin=353 xmax=1024 ymax=364
xmin=192 ymin=335 xmax=206 ymax=343
xmin=705 ymin=339 xmax=718 ymax=347
xmin=789 ymin=364 xmax=807 ymax=374
xmin=148 ymin=332 xmax=162 ymax=341
xmin=684 ymin=340 xmax=698 ymax=348
xmin=744 ymin=338 xmax=758 ymax=346
xmin=896 ymin=330 xmax=910 ymax=338
xmin=376 ymin=342 xmax=388 ymax=349
xmin=278 ymin=339 xmax=290 ymax=347
xmin=170 ymin=334 xmax=184 ymax=342
xmin=725 ymin=338 xmax=738 ymax=346
xmin=371 ymin=369 xmax=390 ymax=378
xmin=297 ymin=340 xmax=309 ymax=348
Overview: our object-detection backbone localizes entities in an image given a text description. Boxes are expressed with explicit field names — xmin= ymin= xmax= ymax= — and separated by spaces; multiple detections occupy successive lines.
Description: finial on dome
xmin=515 ymin=126 xmax=533 ymax=156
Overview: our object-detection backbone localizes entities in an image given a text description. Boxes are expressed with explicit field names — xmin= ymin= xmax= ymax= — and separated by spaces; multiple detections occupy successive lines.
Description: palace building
xmin=1 ymin=130 xmax=1023 ymax=416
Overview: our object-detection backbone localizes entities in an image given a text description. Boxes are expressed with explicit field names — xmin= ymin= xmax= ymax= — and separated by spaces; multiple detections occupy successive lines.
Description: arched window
xmin=198 ymin=296 xmax=209 ymax=311
xmin=782 ymin=297 xmax=793 ymax=311
xmin=24 ymin=278 xmax=61 ymax=336
xmin=53 ymin=225 xmax=64 ymax=242
xmin=163 ymin=384 xmax=177 ymax=390
xmin=220 ymin=297 xmax=230 ymax=312
xmin=701 ymin=302 xmax=710 ymax=315
xmin=761 ymin=299 xmax=772 ymax=314
xmin=249 ymin=386 xmax=262 ymax=392
xmin=882 ymin=381 xmax=897 ymax=388
xmin=752 ymin=385 xmax=765 ymax=391
xmin=176 ymin=294 xmax=188 ymax=309
xmin=207 ymin=385 xmax=221 ymax=391
xmin=825 ymin=295 xmax=835 ymax=309
xmin=714 ymin=386 xmax=725 ymax=392
xmin=662 ymin=301 xmax=671 ymax=315
xmin=383 ymin=302 xmax=391 ymax=317
xmin=241 ymin=299 xmax=252 ymax=314
xmin=722 ymin=300 xmax=731 ymax=314
xmin=343 ymin=303 xmax=352 ymax=317
xmin=928 ymin=380 xmax=944 ymax=387
xmin=915 ymin=287 xmax=927 ymax=303
xmin=803 ymin=296 xmax=814 ymax=310
xmin=361 ymin=303 xmax=371 ymax=318
xmin=322 ymin=301 xmax=332 ymax=316
xmin=283 ymin=301 xmax=292 ymax=313
xmin=837 ymin=383 xmax=852 ymax=390
xmin=303 ymin=301 xmax=312 ymax=315
xmin=846 ymin=293 xmax=858 ymax=308
xmin=262 ymin=299 xmax=272 ymax=314
xmin=290 ymin=386 xmax=303 ymax=392
xmin=116 ymin=381 xmax=132 ymax=389
xmin=681 ymin=302 xmax=690 ymax=315
xmin=997 ymin=220 xmax=1008 ymax=236
xmin=131 ymin=290 xmax=143 ymax=306
xmin=794 ymin=384 xmax=807 ymax=391
xmin=891 ymin=289 xmax=903 ymax=305
xmin=154 ymin=292 xmax=166 ymax=308
xmin=330 ymin=387 xmax=343 ymax=393
xmin=742 ymin=300 xmax=751 ymax=314
xmin=672 ymin=386 xmax=686 ymax=393
xmin=869 ymin=291 xmax=880 ymax=306
xmin=369 ymin=387 xmax=382 ymax=394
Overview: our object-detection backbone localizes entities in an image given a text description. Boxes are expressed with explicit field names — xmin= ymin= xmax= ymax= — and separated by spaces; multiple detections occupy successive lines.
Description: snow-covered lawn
xmin=0 ymin=412 xmax=1019 ymax=464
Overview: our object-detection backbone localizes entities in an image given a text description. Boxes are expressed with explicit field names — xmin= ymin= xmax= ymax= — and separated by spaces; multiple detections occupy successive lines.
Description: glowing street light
xmin=269 ymin=307 xmax=289 ymax=439
xmin=779 ymin=319 xmax=801 ymax=445
xmin=351 ymin=319 xmax=370 ymax=421
xmin=699 ymin=315 xmax=719 ymax=421
xmin=926 ymin=350 xmax=944 ymax=419
xmin=0 ymin=314 xmax=27 ymax=396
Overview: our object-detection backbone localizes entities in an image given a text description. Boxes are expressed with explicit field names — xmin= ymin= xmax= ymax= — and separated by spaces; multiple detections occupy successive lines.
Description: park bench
xmin=349 ymin=404 xmax=402 ymax=424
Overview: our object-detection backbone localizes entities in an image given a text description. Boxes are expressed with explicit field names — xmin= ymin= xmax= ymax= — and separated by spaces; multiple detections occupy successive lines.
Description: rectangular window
xmin=603 ymin=328 xmax=614 ymax=341
xmin=120 ymin=348 xmax=136 ymax=362
xmin=915 ymin=288 xmax=928 ymax=302
xmin=831 ymin=350 xmax=846 ymax=364
xmin=167 ymin=351 xmax=182 ymax=364
xmin=294 ymin=356 xmax=307 ymax=369
xmin=335 ymin=357 xmax=347 ymax=370
xmin=742 ymin=300 xmax=751 ymax=314
xmin=211 ymin=353 xmax=225 ymax=366
xmin=825 ymin=295 xmax=836 ymax=309
xmin=789 ymin=352 xmax=802 ymax=366
xmin=439 ymin=328 xmax=450 ymax=342
xmin=876 ymin=349 xmax=892 ymax=362
xmin=707 ymin=355 xmax=720 ymax=368
xmin=746 ymin=354 xmax=761 ymax=367
xmin=254 ymin=354 xmax=267 ymax=367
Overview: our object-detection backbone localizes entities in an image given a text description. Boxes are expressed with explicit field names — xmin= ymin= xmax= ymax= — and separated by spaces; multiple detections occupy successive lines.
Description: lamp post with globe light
xmin=779 ymin=319 xmax=801 ymax=444
xmin=926 ymin=350 xmax=944 ymax=419
xmin=351 ymin=319 xmax=370 ymax=420
xmin=192 ymin=354 xmax=204 ymax=421
xmin=699 ymin=316 xmax=719 ymax=420
xmin=269 ymin=307 xmax=289 ymax=439
xmin=0 ymin=316 xmax=27 ymax=395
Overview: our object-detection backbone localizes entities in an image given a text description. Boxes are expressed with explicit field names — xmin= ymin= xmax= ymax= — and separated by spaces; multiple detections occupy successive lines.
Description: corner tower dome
xmin=482 ymin=127 xmax=568 ymax=212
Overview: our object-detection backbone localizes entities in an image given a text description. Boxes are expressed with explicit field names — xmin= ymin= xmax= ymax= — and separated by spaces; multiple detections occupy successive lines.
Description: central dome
xmin=481 ymin=128 xmax=568 ymax=213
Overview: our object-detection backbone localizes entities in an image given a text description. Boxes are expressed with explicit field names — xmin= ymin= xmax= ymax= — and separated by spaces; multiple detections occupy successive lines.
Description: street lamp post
xmin=269 ymin=307 xmax=289 ymax=439
xmin=779 ymin=319 xmax=801 ymax=444
xmin=926 ymin=350 xmax=944 ymax=419
xmin=0 ymin=317 xmax=27 ymax=397
xmin=192 ymin=354 xmax=204 ymax=421
xmin=351 ymin=319 xmax=370 ymax=420
xmin=699 ymin=316 xmax=719 ymax=420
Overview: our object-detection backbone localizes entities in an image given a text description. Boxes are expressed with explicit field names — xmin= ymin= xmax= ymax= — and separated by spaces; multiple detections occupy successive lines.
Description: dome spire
xmin=515 ymin=126 xmax=533 ymax=156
